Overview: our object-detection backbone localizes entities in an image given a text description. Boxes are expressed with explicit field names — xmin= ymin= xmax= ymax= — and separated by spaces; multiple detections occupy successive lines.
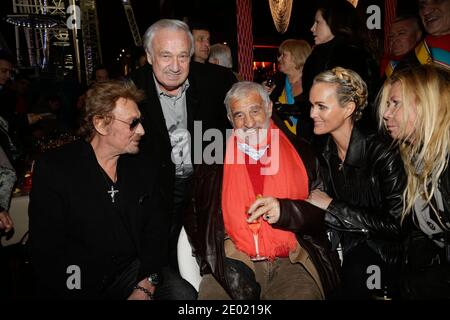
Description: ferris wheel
xmin=6 ymin=0 xmax=141 ymax=84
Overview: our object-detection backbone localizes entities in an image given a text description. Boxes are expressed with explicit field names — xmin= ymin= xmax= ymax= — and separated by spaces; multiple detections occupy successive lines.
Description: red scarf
xmin=222 ymin=121 xmax=309 ymax=259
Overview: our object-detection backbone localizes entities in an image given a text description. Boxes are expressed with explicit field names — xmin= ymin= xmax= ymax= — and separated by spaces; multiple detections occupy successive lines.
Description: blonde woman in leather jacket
xmin=306 ymin=67 xmax=406 ymax=299
xmin=379 ymin=64 xmax=450 ymax=299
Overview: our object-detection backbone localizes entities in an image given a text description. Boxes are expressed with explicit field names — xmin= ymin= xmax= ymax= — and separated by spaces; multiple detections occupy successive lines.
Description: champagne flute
xmin=247 ymin=194 xmax=265 ymax=260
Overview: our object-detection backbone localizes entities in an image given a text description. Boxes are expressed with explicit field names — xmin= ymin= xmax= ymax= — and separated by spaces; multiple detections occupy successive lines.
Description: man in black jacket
xmin=130 ymin=19 xmax=236 ymax=273
xmin=29 ymin=80 xmax=195 ymax=299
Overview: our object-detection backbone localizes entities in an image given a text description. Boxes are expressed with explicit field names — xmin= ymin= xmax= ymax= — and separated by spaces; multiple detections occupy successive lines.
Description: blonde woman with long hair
xmin=379 ymin=64 xmax=450 ymax=299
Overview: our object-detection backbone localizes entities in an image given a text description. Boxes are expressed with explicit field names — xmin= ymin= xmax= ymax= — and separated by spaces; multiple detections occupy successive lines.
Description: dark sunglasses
xmin=113 ymin=116 xmax=144 ymax=130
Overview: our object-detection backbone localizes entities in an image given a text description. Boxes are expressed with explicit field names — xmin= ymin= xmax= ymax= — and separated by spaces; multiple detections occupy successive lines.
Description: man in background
xmin=381 ymin=15 xmax=423 ymax=77
xmin=189 ymin=21 xmax=210 ymax=64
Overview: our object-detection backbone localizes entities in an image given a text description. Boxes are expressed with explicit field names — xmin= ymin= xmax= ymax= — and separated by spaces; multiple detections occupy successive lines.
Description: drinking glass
xmin=247 ymin=195 xmax=265 ymax=260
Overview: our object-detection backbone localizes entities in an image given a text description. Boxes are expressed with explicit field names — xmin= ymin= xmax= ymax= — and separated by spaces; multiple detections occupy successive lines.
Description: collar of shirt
xmin=153 ymin=74 xmax=190 ymax=99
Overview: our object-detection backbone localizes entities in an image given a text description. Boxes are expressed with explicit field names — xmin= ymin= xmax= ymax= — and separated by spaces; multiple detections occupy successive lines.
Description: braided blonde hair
xmin=313 ymin=67 xmax=368 ymax=121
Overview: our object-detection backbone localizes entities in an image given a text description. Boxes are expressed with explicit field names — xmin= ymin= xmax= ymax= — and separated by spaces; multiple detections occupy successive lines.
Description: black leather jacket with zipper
xmin=318 ymin=128 xmax=407 ymax=264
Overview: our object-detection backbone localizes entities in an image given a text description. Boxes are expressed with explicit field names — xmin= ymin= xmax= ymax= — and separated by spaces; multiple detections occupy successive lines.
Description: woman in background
xmin=379 ymin=64 xmax=450 ymax=299
xmin=302 ymin=0 xmax=379 ymax=135
xmin=264 ymin=39 xmax=312 ymax=139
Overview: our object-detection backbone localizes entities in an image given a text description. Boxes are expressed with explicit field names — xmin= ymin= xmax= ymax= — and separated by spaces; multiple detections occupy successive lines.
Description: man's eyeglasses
xmin=113 ymin=117 xmax=144 ymax=131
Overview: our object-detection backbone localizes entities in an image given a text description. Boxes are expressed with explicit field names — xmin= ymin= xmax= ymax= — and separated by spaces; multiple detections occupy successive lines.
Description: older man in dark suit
xmin=29 ymin=80 xmax=196 ymax=300
xmin=130 ymin=19 xmax=236 ymax=273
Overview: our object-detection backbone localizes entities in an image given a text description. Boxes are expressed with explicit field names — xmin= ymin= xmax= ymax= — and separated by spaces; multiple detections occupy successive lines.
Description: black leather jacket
xmin=404 ymin=162 xmax=450 ymax=252
xmin=440 ymin=165 xmax=450 ymax=223
xmin=318 ymin=127 xmax=406 ymax=264
xmin=184 ymin=118 xmax=341 ymax=299
xmin=401 ymin=164 xmax=450 ymax=299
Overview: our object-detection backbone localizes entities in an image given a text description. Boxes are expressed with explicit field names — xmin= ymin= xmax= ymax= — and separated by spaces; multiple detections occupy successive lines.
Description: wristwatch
xmin=147 ymin=273 xmax=159 ymax=286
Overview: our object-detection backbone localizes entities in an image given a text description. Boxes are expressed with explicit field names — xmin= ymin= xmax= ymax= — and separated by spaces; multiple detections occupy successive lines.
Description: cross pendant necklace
xmin=107 ymin=185 xmax=119 ymax=203
xmin=98 ymin=165 xmax=119 ymax=204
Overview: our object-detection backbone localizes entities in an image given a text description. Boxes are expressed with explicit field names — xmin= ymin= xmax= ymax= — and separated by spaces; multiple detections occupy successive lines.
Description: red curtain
xmin=236 ymin=0 xmax=254 ymax=81
xmin=384 ymin=0 xmax=397 ymax=53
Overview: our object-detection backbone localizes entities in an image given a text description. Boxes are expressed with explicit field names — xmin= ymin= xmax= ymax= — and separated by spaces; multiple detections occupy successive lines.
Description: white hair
xmin=224 ymin=81 xmax=271 ymax=115
xmin=208 ymin=43 xmax=232 ymax=68
xmin=143 ymin=19 xmax=194 ymax=57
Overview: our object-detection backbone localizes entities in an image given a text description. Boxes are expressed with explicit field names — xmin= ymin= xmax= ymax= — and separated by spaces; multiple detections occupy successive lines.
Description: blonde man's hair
xmin=377 ymin=65 xmax=450 ymax=222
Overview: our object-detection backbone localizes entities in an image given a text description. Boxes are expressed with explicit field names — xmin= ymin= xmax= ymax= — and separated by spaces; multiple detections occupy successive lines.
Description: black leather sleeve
xmin=273 ymin=199 xmax=326 ymax=236
xmin=441 ymin=165 xmax=450 ymax=222
xmin=272 ymin=139 xmax=328 ymax=236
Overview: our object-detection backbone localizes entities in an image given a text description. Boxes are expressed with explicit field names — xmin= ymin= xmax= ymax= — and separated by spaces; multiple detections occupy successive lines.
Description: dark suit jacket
xmin=29 ymin=139 xmax=168 ymax=299
xmin=129 ymin=62 xmax=236 ymax=204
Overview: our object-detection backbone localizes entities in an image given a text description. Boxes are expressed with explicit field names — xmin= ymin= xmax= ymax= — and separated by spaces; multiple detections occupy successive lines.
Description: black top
xmin=98 ymin=167 xmax=136 ymax=265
